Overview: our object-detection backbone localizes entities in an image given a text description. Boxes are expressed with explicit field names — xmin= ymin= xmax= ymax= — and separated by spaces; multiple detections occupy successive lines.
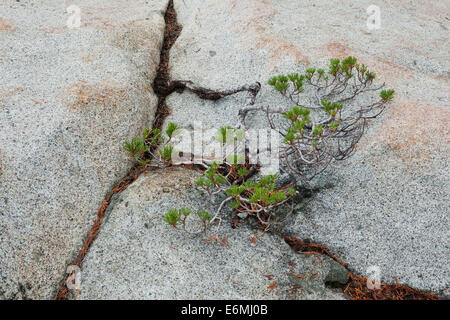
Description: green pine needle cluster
xmin=124 ymin=122 xmax=180 ymax=166
xmin=163 ymin=207 xmax=212 ymax=229
xmin=124 ymin=136 xmax=149 ymax=166
xmin=160 ymin=145 xmax=174 ymax=163
xmin=380 ymin=89 xmax=395 ymax=101
xmin=268 ymin=73 xmax=305 ymax=93
xmin=215 ymin=126 xmax=245 ymax=145
xmin=321 ymin=99 xmax=343 ymax=117
xmin=283 ymin=106 xmax=311 ymax=143
xmin=195 ymin=161 xmax=227 ymax=190
xmin=226 ymin=173 xmax=295 ymax=209
xmin=268 ymin=56 xmax=387 ymax=92
xmin=165 ymin=122 xmax=180 ymax=139
xmin=143 ymin=127 xmax=163 ymax=146
xmin=269 ymin=56 xmax=395 ymax=149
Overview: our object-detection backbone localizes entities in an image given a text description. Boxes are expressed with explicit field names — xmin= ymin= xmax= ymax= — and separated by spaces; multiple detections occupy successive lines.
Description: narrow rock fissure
xmin=151 ymin=0 xmax=183 ymax=131
xmin=283 ymin=236 xmax=439 ymax=299
xmin=54 ymin=0 xmax=439 ymax=300
xmin=54 ymin=0 xmax=182 ymax=300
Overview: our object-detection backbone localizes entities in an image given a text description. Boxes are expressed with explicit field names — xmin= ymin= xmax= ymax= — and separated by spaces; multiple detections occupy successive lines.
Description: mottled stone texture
xmin=78 ymin=168 xmax=345 ymax=300
xmin=1 ymin=0 xmax=448 ymax=299
xmin=167 ymin=0 xmax=449 ymax=294
xmin=0 ymin=0 xmax=168 ymax=299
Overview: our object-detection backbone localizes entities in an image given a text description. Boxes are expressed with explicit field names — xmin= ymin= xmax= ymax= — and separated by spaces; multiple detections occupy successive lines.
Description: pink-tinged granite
xmin=0 ymin=0 xmax=168 ymax=299
xmin=168 ymin=0 xmax=449 ymax=295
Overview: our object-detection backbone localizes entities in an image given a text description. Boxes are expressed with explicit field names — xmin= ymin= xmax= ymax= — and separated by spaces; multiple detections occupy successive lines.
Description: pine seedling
xmin=165 ymin=122 xmax=180 ymax=139
xmin=163 ymin=209 xmax=182 ymax=227
xmin=160 ymin=145 xmax=174 ymax=163
xmin=380 ymin=89 xmax=395 ymax=101
xmin=124 ymin=136 xmax=149 ymax=166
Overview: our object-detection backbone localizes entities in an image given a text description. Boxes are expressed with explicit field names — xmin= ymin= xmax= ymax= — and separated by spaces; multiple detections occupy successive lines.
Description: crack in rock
xmin=53 ymin=0 xmax=443 ymax=300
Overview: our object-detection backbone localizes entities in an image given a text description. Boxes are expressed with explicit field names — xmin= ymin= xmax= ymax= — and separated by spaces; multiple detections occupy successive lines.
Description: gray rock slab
xmin=78 ymin=168 xmax=345 ymax=300
xmin=164 ymin=0 xmax=450 ymax=294
xmin=0 ymin=0 xmax=168 ymax=299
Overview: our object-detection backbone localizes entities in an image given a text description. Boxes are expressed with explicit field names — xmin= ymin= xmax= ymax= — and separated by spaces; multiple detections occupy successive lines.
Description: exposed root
xmin=172 ymin=80 xmax=261 ymax=102
xmin=284 ymin=236 xmax=343 ymax=264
